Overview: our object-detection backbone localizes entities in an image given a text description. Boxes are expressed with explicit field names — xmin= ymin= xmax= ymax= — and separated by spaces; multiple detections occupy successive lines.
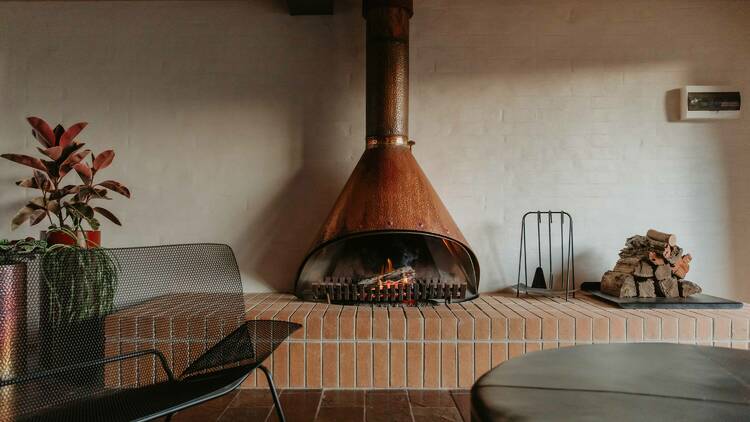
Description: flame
xmin=370 ymin=258 xmax=414 ymax=302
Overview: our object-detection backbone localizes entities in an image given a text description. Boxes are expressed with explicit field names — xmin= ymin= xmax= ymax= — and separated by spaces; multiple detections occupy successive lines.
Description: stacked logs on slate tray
xmin=600 ymin=229 xmax=702 ymax=298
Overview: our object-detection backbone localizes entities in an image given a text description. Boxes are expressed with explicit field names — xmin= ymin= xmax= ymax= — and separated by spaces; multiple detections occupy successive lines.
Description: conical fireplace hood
xmin=295 ymin=0 xmax=480 ymax=300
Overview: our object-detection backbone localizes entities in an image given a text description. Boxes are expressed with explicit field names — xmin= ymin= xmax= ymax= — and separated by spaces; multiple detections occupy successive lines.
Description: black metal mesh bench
xmin=0 ymin=243 xmax=299 ymax=421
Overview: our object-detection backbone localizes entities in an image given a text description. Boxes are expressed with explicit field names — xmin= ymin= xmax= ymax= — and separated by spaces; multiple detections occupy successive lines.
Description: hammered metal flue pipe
xmin=364 ymin=0 xmax=413 ymax=147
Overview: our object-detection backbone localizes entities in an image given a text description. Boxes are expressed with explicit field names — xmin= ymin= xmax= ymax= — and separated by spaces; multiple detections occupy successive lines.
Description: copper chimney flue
xmin=295 ymin=0 xmax=480 ymax=303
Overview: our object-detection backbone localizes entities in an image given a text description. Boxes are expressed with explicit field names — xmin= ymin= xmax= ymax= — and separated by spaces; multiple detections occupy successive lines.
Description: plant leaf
xmin=49 ymin=185 xmax=77 ymax=201
xmin=32 ymin=170 xmax=52 ymax=191
xmin=94 ymin=207 xmax=121 ymax=225
xmin=92 ymin=150 xmax=115 ymax=172
xmin=30 ymin=209 xmax=47 ymax=226
xmin=53 ymin=125 xmax=66 ymax=146
xmin=1 ymin=154 xmax=47 ymax=171
xmin=67 ymin=202 xmax=95 ymax=220
xmin=37 ymin=146 xmax=63 ymax=161
xmin=27 ymin=117 xmax=55 ymax=148
xmin=74 ymin=162 xmax=93 ymax=184
xmin=57 ymin=142 xmax=84 ymax=164
xmin=98 ymin=180 xmax=131 ymax=198
xmin=47 ymin=200 xmax=60 ymax=214
xmin=59 ymin=122 xmax=87 ymax=148
xmin=59 ymin=149 xmax=91 ymax=175
xmin=27 ymin=197 xmax=46 ymax=210
xmin=93 ymin=187 xmax=111 ymax=199
xmin=16 ymin=178 xmax=36 ymax=188
xmin=11 ymin=206 xmax=35 ymax=230
xmin=16 ymin=176 xmax=50 ymax=191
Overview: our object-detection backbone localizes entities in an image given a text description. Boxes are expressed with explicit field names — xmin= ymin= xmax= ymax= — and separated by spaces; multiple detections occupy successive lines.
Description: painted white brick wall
xmin=1 ymin=0 xmax=749 ymax=300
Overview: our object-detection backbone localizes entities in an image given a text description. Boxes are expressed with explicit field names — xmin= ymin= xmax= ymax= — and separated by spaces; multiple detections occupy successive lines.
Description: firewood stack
xmin=600 ymin=229 xmax=702 ymax=298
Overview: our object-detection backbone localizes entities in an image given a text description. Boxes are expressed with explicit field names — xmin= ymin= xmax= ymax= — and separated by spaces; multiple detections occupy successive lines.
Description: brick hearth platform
xmin=104 ymin=293 xmax=749 ymax=390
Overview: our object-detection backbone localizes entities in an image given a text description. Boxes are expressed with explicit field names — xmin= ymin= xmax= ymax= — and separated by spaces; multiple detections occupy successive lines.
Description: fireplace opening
xmin=296 ymin=232 xmax=478 ymax=304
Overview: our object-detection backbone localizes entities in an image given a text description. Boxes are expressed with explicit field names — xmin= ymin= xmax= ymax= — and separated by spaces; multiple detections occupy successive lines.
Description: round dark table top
xmin=471 ymin=343 xmax=750 ymax=422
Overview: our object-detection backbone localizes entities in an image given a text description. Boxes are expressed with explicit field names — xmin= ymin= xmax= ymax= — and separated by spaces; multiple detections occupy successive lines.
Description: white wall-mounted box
xmin=680 ymin=86 xmax=741 ymax=120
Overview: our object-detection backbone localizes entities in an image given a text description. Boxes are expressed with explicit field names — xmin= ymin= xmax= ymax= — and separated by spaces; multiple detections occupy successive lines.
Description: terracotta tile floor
xmin=160 ymin=389 xmax=470 ymax=422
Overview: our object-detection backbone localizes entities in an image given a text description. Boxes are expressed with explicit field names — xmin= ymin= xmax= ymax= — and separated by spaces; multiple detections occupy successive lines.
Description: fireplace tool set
xmin=516 ymin=211 xmax=576 ymax=300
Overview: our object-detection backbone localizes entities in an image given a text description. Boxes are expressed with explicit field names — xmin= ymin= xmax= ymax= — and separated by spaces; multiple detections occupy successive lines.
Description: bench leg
xmin=258 ymin=364 xmax=285 ymax=422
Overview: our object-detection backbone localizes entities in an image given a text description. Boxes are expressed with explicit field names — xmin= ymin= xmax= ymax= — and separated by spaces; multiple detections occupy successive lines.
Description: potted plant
xmin=39 ymin=244 xmax=119 ymax=374
xmin=2 ymin=116 xmax=129 ymax=376
xmin=2 ymin=116 xmax=130 ymax=247
xmin=0 ymin=238 xmax=46 ymax=379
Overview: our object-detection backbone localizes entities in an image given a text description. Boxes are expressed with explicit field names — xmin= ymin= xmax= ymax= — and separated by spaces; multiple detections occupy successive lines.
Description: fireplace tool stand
xmin=516 ymin=211 xmax=576 ymax=300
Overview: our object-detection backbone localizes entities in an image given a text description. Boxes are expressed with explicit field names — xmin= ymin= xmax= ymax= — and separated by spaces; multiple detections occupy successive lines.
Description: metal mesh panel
xmin=0 ymin=243 xmax=298 ymax=421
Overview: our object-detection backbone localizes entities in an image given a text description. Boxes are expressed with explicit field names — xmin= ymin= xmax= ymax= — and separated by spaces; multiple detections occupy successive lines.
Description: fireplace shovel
xmin=531 ymin=212 xmax=547 ymax=289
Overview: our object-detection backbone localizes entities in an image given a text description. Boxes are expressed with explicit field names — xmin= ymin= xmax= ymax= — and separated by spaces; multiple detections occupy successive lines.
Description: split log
xmin=654 ymin=264 xmax=672 ymax=281
xmin=666 ymin=246 xmax=683 ymax=265
xmin=648 ymin=251 xmax=666 ymax=266
xmin=357 ymin=266 xmax=415 ymax=287
xmin=657 ymin=278 xmax=680 ymax=298
xmin=647 ymin=229 xmax=677 ymax=246
xmin=679 ymin=280 xmax=702 ymax=297
xmin=633 ymin=260 xmax=654 ymax=278
xmin=620 ymin=235 xmax=671 ymax=259
xmin=613 ymin=257 xmax=639 ymax=274
xmin=671 ymin=254 xmax=692 ymax=279
xmin=601 ymin=271 xmax=637 ymax=298
xmin=637 ymin=279 xmax=656 ymax=298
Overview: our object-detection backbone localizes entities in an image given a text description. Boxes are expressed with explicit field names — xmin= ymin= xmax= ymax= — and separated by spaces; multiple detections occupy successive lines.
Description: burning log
xmin=601 ymin=271 xmax=637 ymax=298
xmin=356 ymin=265 xmax=415 ymax=287
xmin=603 ymin=230 xmax=702 ymax=298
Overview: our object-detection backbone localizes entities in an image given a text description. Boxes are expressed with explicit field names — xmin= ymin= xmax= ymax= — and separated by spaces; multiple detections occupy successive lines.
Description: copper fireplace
xmin=294 ymin=0 xmax=480 ymax=304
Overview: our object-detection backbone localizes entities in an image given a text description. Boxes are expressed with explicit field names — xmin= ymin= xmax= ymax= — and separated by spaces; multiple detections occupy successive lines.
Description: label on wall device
xmin=681 ymin=86 xmax=741 ymax=120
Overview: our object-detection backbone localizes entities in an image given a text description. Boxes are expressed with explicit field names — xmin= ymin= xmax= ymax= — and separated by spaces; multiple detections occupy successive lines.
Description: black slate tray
xmin=581 ymin=282 xmax=743 ymax=309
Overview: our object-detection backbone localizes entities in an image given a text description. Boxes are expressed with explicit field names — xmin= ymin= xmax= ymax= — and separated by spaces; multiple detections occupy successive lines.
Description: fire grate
xmin=312 ymin=278 xmax=466 ymax=305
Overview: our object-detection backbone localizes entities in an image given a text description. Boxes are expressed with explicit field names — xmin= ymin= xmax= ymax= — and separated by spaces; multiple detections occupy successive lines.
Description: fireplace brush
xmin=516 ymin=211 xmax=576 ymax=300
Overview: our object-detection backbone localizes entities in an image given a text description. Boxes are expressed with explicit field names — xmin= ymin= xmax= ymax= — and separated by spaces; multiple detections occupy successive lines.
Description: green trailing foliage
xmin=0 ymin=237 xmax=47 ymax=265
xmin=41 ymin=244 xmax=119 ymax=327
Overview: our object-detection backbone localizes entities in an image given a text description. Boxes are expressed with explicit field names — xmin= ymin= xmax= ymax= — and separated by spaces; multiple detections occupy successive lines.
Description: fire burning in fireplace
xmin=367 ymin=258 xmax=416 ymax=304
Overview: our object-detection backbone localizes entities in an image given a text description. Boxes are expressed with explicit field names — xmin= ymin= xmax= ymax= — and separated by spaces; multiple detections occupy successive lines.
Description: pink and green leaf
xmin=53 ymin=125 xmax=66 ymax=146
xmin=1 ymin=154 xmax=47 ymax=172
xmin=92 ymin=150 xmax=115 ymax=171
xmin=93 ymin=207 xmax=121 ymax=225
xmin=98 ymin=180 xmax=130 ymax=198
xmin=59 ymin=122 xmax=88 ymax=148
xmin=11 ymin=206 xmax=35 ymax=230
xmin=37 ymin=146 xmax=63 ymax=161
xmin=74 ymin=162 xmax=93 ymax=184
xmin=26 ymin=117 xmax=55 ymax=148
xmin=29 ymin=209 xmax=47 ymax=226
xmin=59 ymin=149 xmax=91 ymax=174
xmin=32 ymin=170 xmax=52 ymax=191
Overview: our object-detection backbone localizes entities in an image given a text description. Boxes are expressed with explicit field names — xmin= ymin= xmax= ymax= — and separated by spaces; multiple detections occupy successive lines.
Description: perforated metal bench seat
xmin=22 ymin=365 xmax=250 ymax=422
xmin=0 ymin=244 xmax=298 ymax=422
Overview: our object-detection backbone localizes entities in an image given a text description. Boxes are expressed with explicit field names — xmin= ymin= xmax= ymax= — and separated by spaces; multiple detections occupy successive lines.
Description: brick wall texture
xmin=1 ymin=0 xmax=749 ymax=300
xmin=104 ymin=293 xmax=750 ymax=390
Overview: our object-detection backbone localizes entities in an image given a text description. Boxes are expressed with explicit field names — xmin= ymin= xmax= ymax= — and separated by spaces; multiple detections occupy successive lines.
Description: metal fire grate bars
xmin=312 ymin=278 xmax=466 ymax=304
